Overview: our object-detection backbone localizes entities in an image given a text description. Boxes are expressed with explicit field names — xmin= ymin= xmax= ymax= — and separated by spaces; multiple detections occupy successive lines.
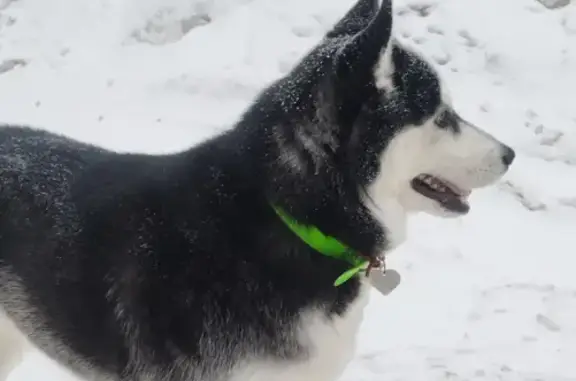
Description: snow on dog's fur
xmin=0 ymin=0 xmax=514 ymax=380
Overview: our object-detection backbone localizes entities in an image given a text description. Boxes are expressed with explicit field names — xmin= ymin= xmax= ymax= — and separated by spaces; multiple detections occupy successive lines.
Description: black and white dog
xmin=0 ymin=0 xmax=515 ymax=380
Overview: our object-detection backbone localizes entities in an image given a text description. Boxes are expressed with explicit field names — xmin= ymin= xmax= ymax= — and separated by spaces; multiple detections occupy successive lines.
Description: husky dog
xmin=0 ymin=0 xmax=514 ymax=380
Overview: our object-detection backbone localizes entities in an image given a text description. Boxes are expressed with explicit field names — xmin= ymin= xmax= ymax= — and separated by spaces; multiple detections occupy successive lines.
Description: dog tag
xmin=369 ymin=269 xmax=401 ymax=296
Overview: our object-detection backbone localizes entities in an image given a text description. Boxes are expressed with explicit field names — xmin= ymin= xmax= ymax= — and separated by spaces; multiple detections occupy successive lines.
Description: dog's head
xmin=261 ymin=0 xmax=515 ymax=252
xmin=268 ymin=0 xmax=514 ymax=221
xmin=331 ymin=0 xmax=516 ymax=220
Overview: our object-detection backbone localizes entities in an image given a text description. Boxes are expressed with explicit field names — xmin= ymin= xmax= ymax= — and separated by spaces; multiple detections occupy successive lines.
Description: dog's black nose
xmin=501 ymin=145 xmax=516 ymax=166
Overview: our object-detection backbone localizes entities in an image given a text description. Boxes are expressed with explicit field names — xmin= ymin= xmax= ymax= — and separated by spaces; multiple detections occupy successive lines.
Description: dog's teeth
xmin=417 ymin=174 xmax=471 ymax=197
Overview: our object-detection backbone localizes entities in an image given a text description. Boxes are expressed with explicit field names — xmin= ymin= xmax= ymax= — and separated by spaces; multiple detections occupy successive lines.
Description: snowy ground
xmin=2 ymin=0 xmax=576 ymax=380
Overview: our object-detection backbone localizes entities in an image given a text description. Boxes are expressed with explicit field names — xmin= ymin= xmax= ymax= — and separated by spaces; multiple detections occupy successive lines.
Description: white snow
xmin=2 ymin=0 xmax=576 ymax=380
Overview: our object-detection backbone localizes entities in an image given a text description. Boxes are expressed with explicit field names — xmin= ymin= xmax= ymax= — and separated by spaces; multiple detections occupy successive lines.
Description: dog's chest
xmin=229 ymin=283 xmax=370 ymax=381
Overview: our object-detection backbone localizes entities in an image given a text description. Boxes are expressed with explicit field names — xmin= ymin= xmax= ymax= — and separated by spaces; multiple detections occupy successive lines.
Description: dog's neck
xmin=271 ymin=204 xmax=387 ymax=286
xmin=361 ymin=192 xmax=408 ymax=253
xmin=262 ymin=164 xmax=389 ymax=262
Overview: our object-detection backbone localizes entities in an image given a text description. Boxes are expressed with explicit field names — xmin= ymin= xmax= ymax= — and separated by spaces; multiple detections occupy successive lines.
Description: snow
xmin=2 ymin=0 xmax=576 ymax=379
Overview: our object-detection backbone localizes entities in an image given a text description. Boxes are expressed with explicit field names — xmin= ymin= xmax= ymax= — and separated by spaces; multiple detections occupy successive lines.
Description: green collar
xmin=272 ymin=205 xmax=369 ymax=286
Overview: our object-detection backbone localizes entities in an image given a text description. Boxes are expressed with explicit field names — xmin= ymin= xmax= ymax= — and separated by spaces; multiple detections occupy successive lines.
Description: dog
xmin=0 ymin=0 xmax=515 ymax=380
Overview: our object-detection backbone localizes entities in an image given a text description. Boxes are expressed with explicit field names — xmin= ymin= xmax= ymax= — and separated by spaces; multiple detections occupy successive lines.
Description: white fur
xmin=229 ymin=281 xmax=371 ymax=381
xmin=368 ymin=116 xmax=510 ymax=217
xmin=363 ymin=194 xmax=407 ymax=252
xmin=0 ymin=311 xmax=28 ymax=381
xmin=373 ymin=39 xmax=395 ymax=92
xmin=367 ymin=45 xmax=511 ymax=221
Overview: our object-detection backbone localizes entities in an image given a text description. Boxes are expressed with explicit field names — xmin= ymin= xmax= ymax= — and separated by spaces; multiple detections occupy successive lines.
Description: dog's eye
xmin=435 ymin=110 xmax=459 ymax=132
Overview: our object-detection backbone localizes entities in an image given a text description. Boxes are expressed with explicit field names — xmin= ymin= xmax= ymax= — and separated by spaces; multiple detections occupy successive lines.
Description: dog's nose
xmin=501 ymin=145 xmax=516 ymax=167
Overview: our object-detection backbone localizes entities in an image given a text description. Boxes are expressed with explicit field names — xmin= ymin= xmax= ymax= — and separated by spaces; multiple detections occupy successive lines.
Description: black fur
xmin=0 ymin=0 xmax=448 ymax=379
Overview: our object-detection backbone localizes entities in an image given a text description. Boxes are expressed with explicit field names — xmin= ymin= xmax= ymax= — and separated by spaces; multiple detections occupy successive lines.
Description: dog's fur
xmin=0 ymin=0 xmax=515 ymax=380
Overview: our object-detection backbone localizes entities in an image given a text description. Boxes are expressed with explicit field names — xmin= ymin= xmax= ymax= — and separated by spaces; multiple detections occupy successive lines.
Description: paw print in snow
xmin=523 ymin=109 xmax=564 ymax=147
xmin=432 ymin=51 xmax=451 ymax=66
xmin=458 ymin=30 xmax=479 ymax=48
xmin=0 ymin=59 xmax=27 ymax=75
xmin=499 ymin=180 xmax=547 ymax=212
xmin=427 ymin=24 xmax=444 ymax=35
xmin=407 ymin=2 xmax=436 ymax=17
xmin=536 ymin=0 xmax=571 ymax=10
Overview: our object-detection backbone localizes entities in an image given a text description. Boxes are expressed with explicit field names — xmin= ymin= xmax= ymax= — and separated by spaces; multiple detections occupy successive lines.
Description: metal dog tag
xmin=369 ymin=269 xmax=401 ymax=296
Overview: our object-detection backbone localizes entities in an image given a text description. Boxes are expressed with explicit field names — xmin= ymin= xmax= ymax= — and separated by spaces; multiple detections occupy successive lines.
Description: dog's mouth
xmin=411 ymin=174 xmax=471 ymax=214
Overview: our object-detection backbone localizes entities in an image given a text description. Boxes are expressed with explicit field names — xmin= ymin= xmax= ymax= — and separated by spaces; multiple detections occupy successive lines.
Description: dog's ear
xmin=326 ymin=0 xmax=379 ymax=38
xmin=330 ymin=0 xmax=394 ymax=144
xmin=333 ymin=0 xmax=393 ymax=88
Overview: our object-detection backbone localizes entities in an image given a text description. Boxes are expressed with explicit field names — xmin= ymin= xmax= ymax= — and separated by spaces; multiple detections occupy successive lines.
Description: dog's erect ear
xmin=326 ymin=0 xmax=379 ymax=38
xmin=329 ymin=0 xmax=394 ymax=145
xmin=334 ymin=0 xmax=393 ymax=83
